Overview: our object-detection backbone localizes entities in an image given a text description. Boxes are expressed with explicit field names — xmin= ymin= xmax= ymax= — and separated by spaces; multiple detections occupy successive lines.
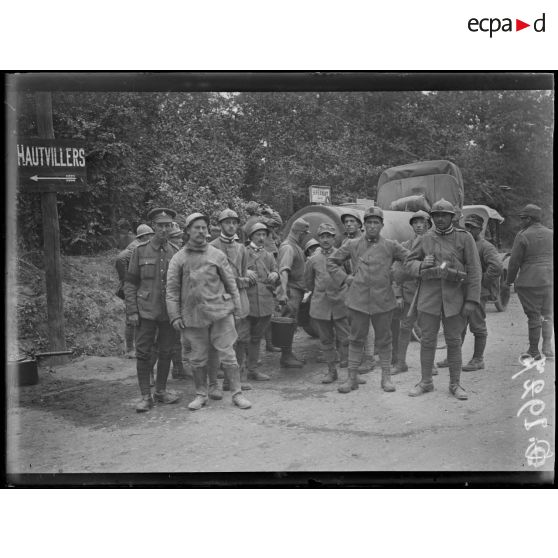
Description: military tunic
xmin=246 ymin=244 xmax=278 ymax=317
xmin=476 ymin=236 xmax=503 ymax=301
xmin=277 ymin=238 xmax=306 ymax=292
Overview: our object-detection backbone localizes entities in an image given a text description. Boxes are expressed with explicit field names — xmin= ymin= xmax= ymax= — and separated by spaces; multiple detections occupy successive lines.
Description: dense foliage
xmin=16 ymin=89 xmax=553 ymax=254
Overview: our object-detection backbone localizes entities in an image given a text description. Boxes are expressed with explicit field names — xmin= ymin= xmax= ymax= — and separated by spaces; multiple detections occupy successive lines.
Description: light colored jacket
xmin=166 ymin=242 xmax=241 ymax=328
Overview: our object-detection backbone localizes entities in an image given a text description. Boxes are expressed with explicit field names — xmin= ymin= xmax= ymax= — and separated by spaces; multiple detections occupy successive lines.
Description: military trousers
xmin=418 ymin=311 xmax=465 ymax=384
xmin=313 ymin=316 xmax=350 ymax=365
xmin=516 ymin=286 xmax=553 ymax=329
xmin=463 ymin=299 xmax=487 ymax=338
xmin=347 ymin=308 xmax=393 ymax=370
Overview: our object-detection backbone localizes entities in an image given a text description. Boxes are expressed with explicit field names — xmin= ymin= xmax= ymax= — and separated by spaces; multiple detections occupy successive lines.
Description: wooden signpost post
xmin=17 ymin=93 xmax=87 ymax=365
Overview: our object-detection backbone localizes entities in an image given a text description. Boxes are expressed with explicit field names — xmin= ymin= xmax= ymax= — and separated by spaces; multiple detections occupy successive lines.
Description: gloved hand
xmin=461 ymin=301 xmax=477 ymax=318
xmin=127 ymin=313 xmax=140 ymax=327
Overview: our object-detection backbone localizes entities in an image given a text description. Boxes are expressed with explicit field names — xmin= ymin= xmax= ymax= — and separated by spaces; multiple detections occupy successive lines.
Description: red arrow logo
xmin=516 ymin=19 xmax=530 ymax=31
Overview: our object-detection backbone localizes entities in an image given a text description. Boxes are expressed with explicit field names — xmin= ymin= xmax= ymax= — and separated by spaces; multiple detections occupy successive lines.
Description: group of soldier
xmin=115 ymin=199 xmax=554 ymax=414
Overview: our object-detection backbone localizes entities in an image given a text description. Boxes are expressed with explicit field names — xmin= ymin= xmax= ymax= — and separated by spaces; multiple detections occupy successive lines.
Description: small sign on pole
xmin=309 ymin=185 xmax=331 ymax=205
xmin=16 ymin=137 xmax=87 ymax=192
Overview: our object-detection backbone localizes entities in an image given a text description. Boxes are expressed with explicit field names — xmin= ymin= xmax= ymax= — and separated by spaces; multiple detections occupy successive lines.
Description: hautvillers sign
xmin=16 ymin=137 xmax=87 ymax=191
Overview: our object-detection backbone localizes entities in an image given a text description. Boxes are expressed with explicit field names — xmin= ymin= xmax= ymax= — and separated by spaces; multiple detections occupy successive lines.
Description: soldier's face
xmin=318 ymin=233 xmax=334 ymax=251
xmin=432 ymin=213 xmax=453 ymax=231
xmin=220 ymin=218 xmax=238 ymax=237
xmin=364 ymin=217 xmax=383 ymax=239
xmin=411 ymin=218 xmax=427 ymax=236
xmin=154 ymin=221 xmax=172 ymax=240
xmin=188 ymin=219 xmax=209 ymax=245
xmin=465 ymin=224 xmax=481 ymax=240
xmin=251 ymin=230 xmax=267 ymax=247
xmin=343 ymin=217 xmax=360 ymax=235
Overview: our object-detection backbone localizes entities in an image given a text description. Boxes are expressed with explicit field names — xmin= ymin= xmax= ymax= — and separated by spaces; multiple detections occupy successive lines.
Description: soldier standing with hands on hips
xmin=405 ymin=199 xmax=482 ymax=400
xmin=124 ymin=208 xmax=181 ymax=412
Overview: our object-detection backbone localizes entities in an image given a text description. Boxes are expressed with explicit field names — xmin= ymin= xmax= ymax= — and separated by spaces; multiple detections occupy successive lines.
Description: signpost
xmin=309 ymin=185 xmax=331 ymax=205
xmin=21 ymin=93 xmax=88 ymax=365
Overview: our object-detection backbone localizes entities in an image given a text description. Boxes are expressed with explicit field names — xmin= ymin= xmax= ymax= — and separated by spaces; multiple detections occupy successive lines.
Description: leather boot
xmin=136 ymin=393 xmax=154 ymax=413
xmin=338 ymin=368 xmax=359 ymax=394
xmin=322 ymin=362 xmax=338 ymax=384
xmin=528 ymin=326 xmax=542 ymax=359
xmin=154 ymin=389 xmax=180 ymax=404
xmin=449 ymin=357 xmax=468 ymax=400
xmin=232 ymin=392 xmax=252 ymax=409
xmin=247 ymin=340 xmax=270 ymax=381
xmin=462 ymin=358 xmax=485 ymax=371
xmin=381 ymin=367 xmax=396 ymax=392
xmin=222 ymin=364 xmax=252 ymax=409
xmin=393 ymin=328 xmax=411 ymax=374
xmin=542 ymin=319 xmax=555 ymax=358
xmin=357 ymin=354 xmax=375 ymax=374
xmin=208 ymin=382 xmax=223 ymax=400
xmin=189 ymin=366 xmax=209 ymax=410
xmin=449 ymin=384 xmax=468 ymax=400
xmin=188 ymin=394 xmax=208 ymax=411
xmin=280 ymin=350 xmax=304 ymax=368
xmin=409 ymin=347 xmax=434 ymax=397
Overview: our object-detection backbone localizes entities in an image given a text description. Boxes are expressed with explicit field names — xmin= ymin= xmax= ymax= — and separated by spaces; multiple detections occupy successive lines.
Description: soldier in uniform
xmin=124 ymin=208 xmax=181 ymax=412
xmin=304 ymin=237 xmax=321 ymax=259
xmin=208 ymin=209 xmax=257 ymax=396
xmin=460 ymin=213 xmax=503 ymax=370
xmin=115 ymin=224 xmax=154 ymax=358
xmin=405 ymin=199 xmax=482 ymax=400
xmin=305 ymin=223 xmax=350 ymax=384
xmin=392 ymin=210 xmax=431 ymax=374
xmin=245 ymin=221 xmax=280 ymax=381
xmin=327 ymin=207 xmax=411 ymax=394
xmin=341 ymin=210 xmax=376 ymax=374
xmin=166 ymin=212 xmax=252 ymax=410
xmin=506 ymin=204 xmax=554 ymax=359
xmin=276 ymin=217 xmax=312 ymax=368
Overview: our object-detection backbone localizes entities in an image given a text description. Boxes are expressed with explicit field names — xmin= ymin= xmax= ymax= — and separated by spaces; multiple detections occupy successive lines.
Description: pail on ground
xmin=271 ymin=316 xmax=296 ymax=348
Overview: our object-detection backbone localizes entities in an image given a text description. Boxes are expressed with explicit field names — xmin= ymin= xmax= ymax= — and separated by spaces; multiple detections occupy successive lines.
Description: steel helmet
xmin=430 ymin=198 xmax=456 ymax=216
xmin=136 ymin=224 xmax=154 ymax=238
xmin=409 ymin=210 xmax=432 ymax=227
xmin=169 ymin=222 xmax=183 ymax=238
xmin=518 ymin=204 xmax=542 ymax=220
xmin=247 ymin=221 xmax=269 ymax=238
xmin=304 ymin=238 xmax=320 ymax=254
xmin=218 ymin=208 xmax=240 ymax=223
xmin=340 ymin=209 xmax=363 ymax=226
xmin=363 ymin=206 xmax=384 ymax=222
xmin=184 ymin=212 xmax=210 ymax=230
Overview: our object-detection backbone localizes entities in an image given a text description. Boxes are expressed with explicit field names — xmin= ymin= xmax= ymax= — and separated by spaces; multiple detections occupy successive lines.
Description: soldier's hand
xmin=421 ymin=255 xmax=435 ymax=269
xmin=345 ymin=275 xmax=354 ymax=286
xmin=267 ymin=271 xmax=279 ymax=284
xmin=461 ymin=301 xmax=477 ymax=318
xmin=395 ymin=296 xmax=404 ymax=311
xmin=127 ymin=313 xmax=140 ymax=327
xmin=246 ymin=270 xmax=258 ymax=285
xmin=172 ymin=318 xmax=186 ymax=331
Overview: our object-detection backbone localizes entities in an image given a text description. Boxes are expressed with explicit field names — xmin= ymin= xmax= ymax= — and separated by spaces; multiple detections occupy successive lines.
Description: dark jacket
xmin=246 ymin=244 xmax=278 ymax=317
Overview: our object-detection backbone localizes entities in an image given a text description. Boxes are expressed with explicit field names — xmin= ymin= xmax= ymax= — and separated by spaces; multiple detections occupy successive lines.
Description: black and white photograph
xmin=4 ymin=72 xmax=555 ymax=483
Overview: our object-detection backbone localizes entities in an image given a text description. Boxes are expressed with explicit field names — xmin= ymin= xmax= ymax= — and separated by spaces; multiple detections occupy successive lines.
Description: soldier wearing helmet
xmin=166 ymin=211 xmax=252 ymax=411
xmin=506 ymin=204 xmax=554 ymax=359
xmin=327 ymin=205 xmax=412 ymax=395
xmin=304 ymin=237 xmax=321 ymax=258
xmin=304 ymin=222 xmax=350 ymax=384
xmin=124 ymin=208 xmax=181 ymax=412
xmin=391 ymin=210 xmax=432 ymax=374
xmin=206 ymin=209 xmax=258 ymax=395
xmin=340 ymin=210 xmax=363 ymax=242
xmin=404 ymin=198 xmax=482 ymax=400
xmin=244 ymin=221 xmax=280 ymax=380
xmin=115 ymin=224 xmax=155 ymax=358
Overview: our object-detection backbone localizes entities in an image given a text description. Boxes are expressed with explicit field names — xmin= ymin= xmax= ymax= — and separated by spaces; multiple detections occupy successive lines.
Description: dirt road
xmin=6 ymin=292 xmax=555 ymax=475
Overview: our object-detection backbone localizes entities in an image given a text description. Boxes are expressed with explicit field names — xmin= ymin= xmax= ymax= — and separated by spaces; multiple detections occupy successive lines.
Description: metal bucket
xmin=270 ymin=316 xmax=296 ymax=348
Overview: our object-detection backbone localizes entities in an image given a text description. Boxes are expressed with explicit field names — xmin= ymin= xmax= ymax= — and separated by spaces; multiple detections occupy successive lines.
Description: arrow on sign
xmin=30 ymin=175 xmax=77 ymax=182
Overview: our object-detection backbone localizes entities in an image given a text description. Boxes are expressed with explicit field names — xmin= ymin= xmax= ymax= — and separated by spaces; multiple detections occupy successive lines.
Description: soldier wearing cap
xmin=166 ymin=212 xmax=252 ymax=410
xmin=453 ymin=213 xmax=502 ymax=371
xmin=404 ymin=199 xmax=482 ymax=400
xmin=305 ymin=222 xmax=350 ymax=384
xmin=245 ymin=221 xmax=280 ymax=380
xmin=506 ymin=204 xmax=554 ymax=359
xmin=208 ymin=209 xmax=258 ymax=395
xmin=263 ymin=213 xmax=283 ymax=257
xmin=115 ymin=224 xmax=154 ymax=358
xmin=392 ymin=210 xmax=431 ymax=374
xmin=328 ymin=206 xmax=411 ymax=394
xmin=277 ymin=217 xmax=312 ymax=368
xmin=124 ymin=208 xmax=181 ymax=412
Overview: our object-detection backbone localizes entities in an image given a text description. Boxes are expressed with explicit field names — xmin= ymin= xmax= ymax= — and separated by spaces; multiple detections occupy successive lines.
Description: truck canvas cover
xmin=377 ymin=160 xmax=464 ymax=211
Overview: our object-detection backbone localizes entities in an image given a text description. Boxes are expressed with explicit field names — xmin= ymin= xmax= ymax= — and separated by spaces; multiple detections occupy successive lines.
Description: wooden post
xmin=35 ymin=92 xmax=69 ymax=366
